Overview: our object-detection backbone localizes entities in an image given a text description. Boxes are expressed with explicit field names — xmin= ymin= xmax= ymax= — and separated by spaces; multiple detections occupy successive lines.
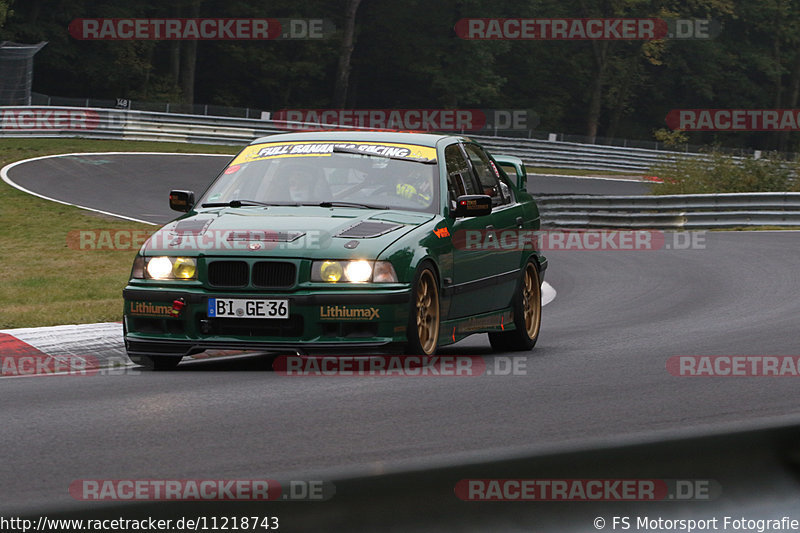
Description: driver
xmin=286 ymin=167 xmax=316 ymax=203
xmin=396 ymin=168 xmax=432 ymax=206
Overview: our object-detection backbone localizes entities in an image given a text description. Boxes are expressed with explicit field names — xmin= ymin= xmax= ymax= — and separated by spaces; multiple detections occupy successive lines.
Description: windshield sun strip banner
xmin=231 ymin=141 xmax=438 ymax=165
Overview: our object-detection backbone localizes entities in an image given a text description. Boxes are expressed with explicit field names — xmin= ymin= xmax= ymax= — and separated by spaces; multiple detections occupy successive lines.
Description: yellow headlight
xmin=320 ymin=260 xmax=343 ymax=282
xmin=172 ymin=257 xmax=196 ymax=279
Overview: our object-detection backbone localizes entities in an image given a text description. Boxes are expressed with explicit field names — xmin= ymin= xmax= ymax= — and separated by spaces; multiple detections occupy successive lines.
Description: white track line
xmin=1 ymin=152 xmax=233 ymax=225
xmin=542 ymin=281 xmax=556 ymax=306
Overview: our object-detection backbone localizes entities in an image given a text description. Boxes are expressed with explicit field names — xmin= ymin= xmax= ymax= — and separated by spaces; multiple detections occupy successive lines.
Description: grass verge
xmin=0 ymin=138 xmax=239 ymax=329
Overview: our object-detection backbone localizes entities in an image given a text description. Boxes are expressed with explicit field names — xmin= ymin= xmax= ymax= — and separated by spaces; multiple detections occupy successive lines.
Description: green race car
xmin=123 ymin=131 xmax=547 ymax=369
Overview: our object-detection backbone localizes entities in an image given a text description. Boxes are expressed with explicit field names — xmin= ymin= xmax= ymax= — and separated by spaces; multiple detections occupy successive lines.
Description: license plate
xmin=208 ymin=298 xmax=289 ymax=319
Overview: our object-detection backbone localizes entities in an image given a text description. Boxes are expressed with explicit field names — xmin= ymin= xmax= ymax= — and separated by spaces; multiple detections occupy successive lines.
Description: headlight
xmin=318 ymin=260 xmax=344 ymax=282
xmin=344 ymin=260 xmax=372 ymax=283
xmin=134 ymin=256 xmax=198 ymax=280
xmin=172 ymin=257 xmax=197 ymax=279
xmin=146 ymin=257 xmax=173 ymax=279
xmin=311 ymin=260 xmax=398 ymax=283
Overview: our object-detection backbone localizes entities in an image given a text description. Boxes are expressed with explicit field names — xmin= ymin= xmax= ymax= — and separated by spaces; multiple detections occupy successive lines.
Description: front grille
xmin=252 ymin=261 xmax=296 ymax=288
xmin=208 ymin=316 xmax=304 ymax=337
xmin=208 ymin=261 xmax=248 ymax=287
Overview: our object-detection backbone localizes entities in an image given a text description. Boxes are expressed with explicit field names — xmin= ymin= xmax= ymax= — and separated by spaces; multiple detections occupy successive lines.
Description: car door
xmin=444 ymin=143 xmax=507 ymax=319
xmin=461 ymin=142 xmax=525 ymax=312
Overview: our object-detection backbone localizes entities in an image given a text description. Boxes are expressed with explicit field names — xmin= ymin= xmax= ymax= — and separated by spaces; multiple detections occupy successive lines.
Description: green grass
xmin=0 ymin=138 xmax=240 ymax=329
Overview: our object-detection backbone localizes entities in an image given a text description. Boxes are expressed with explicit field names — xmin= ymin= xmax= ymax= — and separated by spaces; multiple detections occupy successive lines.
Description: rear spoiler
xmin=492 ymin=155 xmax=527 ymax=191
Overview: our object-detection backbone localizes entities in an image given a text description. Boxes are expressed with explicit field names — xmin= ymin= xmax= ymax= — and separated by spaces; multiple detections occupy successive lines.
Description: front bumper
xmin=123 ymin=286 xmax=412 ymax=357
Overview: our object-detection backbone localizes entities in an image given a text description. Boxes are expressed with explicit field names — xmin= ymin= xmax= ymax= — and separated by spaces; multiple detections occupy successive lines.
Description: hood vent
xmin=172 ymin=218 xmax=214 ymax=235
xmin=335 ymin=221 xmax=402 ymax=239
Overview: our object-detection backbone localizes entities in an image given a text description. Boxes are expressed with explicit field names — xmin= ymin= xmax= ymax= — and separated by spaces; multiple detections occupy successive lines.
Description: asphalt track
xmin=2 ymin=153 xmax=650 ymax=226
xmin=2 ymin=154 xmax=800 ymax=526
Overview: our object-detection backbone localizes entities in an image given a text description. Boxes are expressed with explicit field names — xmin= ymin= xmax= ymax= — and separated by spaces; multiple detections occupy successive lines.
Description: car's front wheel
xmin=405 ymin=265 xmax=440 ymax=356
xmin=489 ymin=260 xmax=541 ymax=351
xmin=129 ymin=355 xmax=183 ymax=371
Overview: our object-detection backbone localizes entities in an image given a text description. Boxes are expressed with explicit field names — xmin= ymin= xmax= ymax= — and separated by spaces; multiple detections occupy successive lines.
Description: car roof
xmin=250 ymin=130 xmax=469 ymax=147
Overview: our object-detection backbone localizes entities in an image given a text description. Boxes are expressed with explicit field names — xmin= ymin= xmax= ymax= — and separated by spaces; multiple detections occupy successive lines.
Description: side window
xmin=445 ymin=144 xmax=479 ymax=206
xmin=463 ymin=144 xmax=509 ymax=206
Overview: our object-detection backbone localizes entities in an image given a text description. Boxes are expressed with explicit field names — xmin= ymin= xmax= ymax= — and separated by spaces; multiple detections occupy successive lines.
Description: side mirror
xmin=169 ymin=190 xmax=195 ymax=212
xmin=451 ymin=195 xmax=492 ymax=218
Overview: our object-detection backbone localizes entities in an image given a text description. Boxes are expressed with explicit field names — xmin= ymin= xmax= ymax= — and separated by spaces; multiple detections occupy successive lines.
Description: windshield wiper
xmin=201 ymin=199 xmax=276 ymax=208
xmin=313 ymin=201 xmax=390 ymax=210
xmin=332 ymin=146 xmax=436 ymax=164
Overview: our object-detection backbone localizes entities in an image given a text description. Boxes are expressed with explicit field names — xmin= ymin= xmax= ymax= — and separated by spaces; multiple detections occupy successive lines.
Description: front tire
xmin=489 ymin=260 xmax=542 ymax=351
xmin=405 ymin=265 xmax=440 ymax=355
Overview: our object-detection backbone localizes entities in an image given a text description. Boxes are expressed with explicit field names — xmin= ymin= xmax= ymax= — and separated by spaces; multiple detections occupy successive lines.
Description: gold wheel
xmin=522 ymin=263 xmax=541 ymax=339
xmin=414 ymin=269 xmax=440 ymax=355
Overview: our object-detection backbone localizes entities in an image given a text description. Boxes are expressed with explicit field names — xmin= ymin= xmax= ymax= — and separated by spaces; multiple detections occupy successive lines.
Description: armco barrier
xmin=2 ymin=106 xmax=795 ymax=211
xmin=1 ymin=105 xmax=706 ymax=172
xmin=537 ymin=192 xmax=800 ymax=228
xmin=472 ymin=134 xmax=702 ymax=173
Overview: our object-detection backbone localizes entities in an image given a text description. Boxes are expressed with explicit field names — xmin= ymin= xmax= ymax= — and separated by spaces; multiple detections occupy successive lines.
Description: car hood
xmin=141 ymin=206 xmax=436 ymax=259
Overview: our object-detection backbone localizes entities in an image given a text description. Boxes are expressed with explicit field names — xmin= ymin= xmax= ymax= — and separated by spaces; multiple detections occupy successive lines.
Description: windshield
xmin=199 ymin=141 xmax=439 ymax=214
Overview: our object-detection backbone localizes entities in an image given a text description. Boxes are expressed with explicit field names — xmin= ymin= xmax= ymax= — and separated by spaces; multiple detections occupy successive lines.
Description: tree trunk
xmin=332 ymin=0 xmax=362 ymax=108
xmin=169 ymin=4 xmax=181 ymax=87
xmin=180 ymin=0 xmax=201 ymax=105
xmin=773 ymin=34 xmax=783 ymax=150
xmin=586 ymin=40 xmax=610 ymax=143
xmin=778 ymin=49 xmax=800 ymax=151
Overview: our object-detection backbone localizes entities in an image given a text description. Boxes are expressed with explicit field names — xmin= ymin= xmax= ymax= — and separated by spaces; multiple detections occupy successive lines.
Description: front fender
xmin=377 ymin=216 xmax=451 ymax=287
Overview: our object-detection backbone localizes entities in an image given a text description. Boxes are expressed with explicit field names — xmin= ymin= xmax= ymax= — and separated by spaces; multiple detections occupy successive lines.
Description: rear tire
xmin=405 ymin=265 xmax=440 ymax=356
xmin=488 ymin=260 xmax=541 ymax=352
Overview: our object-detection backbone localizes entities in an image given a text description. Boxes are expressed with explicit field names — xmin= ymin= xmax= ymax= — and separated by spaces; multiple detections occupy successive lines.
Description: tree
xmin=180 ymin=0 xmax=201 ymax=105
xmin=332 ymin=0 xmax=361 ymax=107
xmin=0 ymin=0 xmax=11 ymax=29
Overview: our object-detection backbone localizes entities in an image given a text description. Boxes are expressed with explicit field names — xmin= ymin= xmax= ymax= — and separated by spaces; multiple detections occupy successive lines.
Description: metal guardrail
xmin=0 ymin=105 xmax=712 ymax=173
xmin=1 ymin=105 xmax=796 ymax=184
xmin=537 ymin=192 xmax=800 ymax=228
xmin=0 ymin=106 xmax=287 ymax=145
xmin=473 ymin=135 xmax=698 ymax=173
